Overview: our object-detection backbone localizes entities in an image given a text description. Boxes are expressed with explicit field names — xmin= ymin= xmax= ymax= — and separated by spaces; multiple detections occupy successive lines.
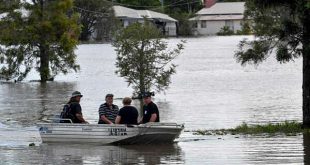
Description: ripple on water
xmin=0 ymin=122 xmax=41 ymax=148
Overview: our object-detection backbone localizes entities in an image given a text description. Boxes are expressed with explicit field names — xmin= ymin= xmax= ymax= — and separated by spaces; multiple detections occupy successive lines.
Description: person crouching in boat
xmin=98 ymin=94 xmax=119 ymax=124
xmin=139 ymin=92 xmax=160 ymax=124
xmin=115 ymin=97 xmax=138 ymax=125
xmin=66 ymin=91 xmax=89 ymax=124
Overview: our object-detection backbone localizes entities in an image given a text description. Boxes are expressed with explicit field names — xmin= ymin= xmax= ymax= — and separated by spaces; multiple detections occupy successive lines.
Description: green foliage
xmin=74 ymin=0 xmax=116 ymax=41
xmin=0 ymin=0 xmax=20 ymax=12
xmin=236 ymin=21 xmax=252 ymax=35
xmin=163 ymin=0 xmax=203 ymax=14
xmin=163 ymin=0 xmax=203 ymax=36
xmin=218 ymin=23 xmax=251 ymax=36
xmin=235 ymin=39 xmax=270 ymax=65
xmin=193 ymin=121 xmax=306 ymax=135
xmin=218 ymin=0 xmax=245 ymax=2
xmin=110 ymin=0 xmax=161 ymax=10
xmin=108 ymin=0 xmax=204 ymax=37
xmin=0 ymin=0 xmax=80 ymax=81
xmin=235 ymin=0 xmax=304 ymax=65
xmin=234 ymin=0 xmax=310 ymax=126
xmin=217 ymin=26 xmax=234 ymax=36
xmin=112 ymin=20 xmax=185 ymax=97
xmin=171 ymin=13 xmax=194 ymax=36
xmin=232 ymin=121 xmax=303 ymax=134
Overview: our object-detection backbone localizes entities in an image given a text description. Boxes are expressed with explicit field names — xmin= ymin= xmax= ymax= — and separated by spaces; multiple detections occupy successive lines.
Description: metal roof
xmin=113 ymin=5 xmax=141 ymax=18
xmin=189 ymin=15 xmax=244 ymax=21
xmin=137 ymin=10 xmax=177 ymax=22
xmin=113 ymin=5 xmax=177 ymax=22
xmin=196 ymin=2 xmax=245 ymax=15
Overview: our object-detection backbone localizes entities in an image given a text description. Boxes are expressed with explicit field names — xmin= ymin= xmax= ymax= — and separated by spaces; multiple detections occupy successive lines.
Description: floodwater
xmin=0 ymin=36 xmax=308 ymax=164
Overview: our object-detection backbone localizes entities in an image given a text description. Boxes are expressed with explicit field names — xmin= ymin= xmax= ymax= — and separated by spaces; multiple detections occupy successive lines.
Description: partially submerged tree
xmin=74 ymin=0 xmax=115 ymax=41
xmin=112 ymin=20 xmax=185 ymax=109
xmin=235 ymin=0 xmax=310 ymax=127
xmin=0 ymin=0 xmax=80 ymax=82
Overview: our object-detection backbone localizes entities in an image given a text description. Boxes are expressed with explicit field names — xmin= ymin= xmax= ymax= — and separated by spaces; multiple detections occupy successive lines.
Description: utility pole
xmin=187 ymin=0 xmax=190 ymax=13
xmin=160 ymin=0 xmax=164 ymax=12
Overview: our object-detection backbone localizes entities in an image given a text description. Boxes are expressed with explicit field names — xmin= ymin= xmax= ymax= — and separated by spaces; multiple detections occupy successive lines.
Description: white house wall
xmin=233 ymin=20 xmax=242 ymax=32
xmin=122 ymin=19 xmax=177 ymax=36
xmin=196 ymin=19 xmax=243 ymax=35
xmin=165 ymin=22 xmax=177 ymax=36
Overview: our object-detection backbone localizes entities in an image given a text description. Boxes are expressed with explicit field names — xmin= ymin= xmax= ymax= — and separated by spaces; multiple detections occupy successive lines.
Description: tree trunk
xmin=304 ymin=133 xmax=310 ymax=164
xmin=38 ymin=0 xmax=49 ymax=82
xmin=138 ymin=43 xmax=145 ymax=115
xmin=39 ymin=45 xmax=50 ymax=82
xmin=302 ymin=8 xmax=310 ymax=128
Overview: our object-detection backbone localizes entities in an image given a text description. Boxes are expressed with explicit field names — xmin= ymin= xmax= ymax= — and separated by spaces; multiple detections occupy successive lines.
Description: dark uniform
xmin=142 ymin=101 xmax=160 ymax=123
xmin=68 ymin=102 xmax=84 ymax=123
xmin=118 ymin=106 xmax=138 ymax=124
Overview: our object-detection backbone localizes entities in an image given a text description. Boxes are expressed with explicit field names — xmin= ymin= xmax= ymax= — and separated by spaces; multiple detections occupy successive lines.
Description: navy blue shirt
xmin=69 ymin=102 xmax=83 ymax=123
xmin=142 ymin=102 xmax=159 ymax=123
xmin=118 ymin=106 xmax=138 ymax=124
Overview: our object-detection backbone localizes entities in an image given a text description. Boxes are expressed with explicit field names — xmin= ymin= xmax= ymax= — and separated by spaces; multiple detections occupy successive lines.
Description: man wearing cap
xmin=140 ymin=92 xmax=160 ymax=124
xmin=98 ymin=94 xmax=119 ymax=124
xmin=65 ymin=91 xmax=89 ymax=124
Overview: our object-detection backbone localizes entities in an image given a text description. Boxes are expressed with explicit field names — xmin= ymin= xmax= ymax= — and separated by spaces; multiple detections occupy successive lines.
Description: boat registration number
xmin=108 ymin=128 xmax=127 ymax=136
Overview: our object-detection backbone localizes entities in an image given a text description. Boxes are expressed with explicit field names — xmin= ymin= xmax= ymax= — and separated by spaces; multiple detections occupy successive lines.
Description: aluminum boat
xmin=37 ymin=122 xmax=184 ymax=145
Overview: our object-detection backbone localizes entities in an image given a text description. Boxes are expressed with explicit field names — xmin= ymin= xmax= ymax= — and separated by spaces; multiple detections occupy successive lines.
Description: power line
xmin=73 ymin=6 xmax=111 ymax=17
xmin=72 ymin=0 xmax=202 ymax=16
xmin=103 ymin=0 xmax=201 ymax=9
xmin=149 ymin=0 xmax=202 ymax=11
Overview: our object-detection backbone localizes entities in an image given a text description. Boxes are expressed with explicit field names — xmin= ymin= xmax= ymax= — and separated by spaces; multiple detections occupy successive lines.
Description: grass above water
xmin=193 ymin=121 xmax=310 ymax=136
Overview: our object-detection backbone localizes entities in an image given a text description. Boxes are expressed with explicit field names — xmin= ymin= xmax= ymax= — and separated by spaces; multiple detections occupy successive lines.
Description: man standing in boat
xmin=140 ymin=92 xmax=160 ymax=124
xmin=98 ymin=94 xmax=119 ymax=124
xmin=66 ymin=91 xmax=89 ymax=124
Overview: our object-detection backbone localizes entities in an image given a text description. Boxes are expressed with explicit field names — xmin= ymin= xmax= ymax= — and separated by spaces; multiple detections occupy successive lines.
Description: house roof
xmin=189 ymin=15 xmax=244 ymax=21
xmin=113 ymin=5 xmax=177 ymax=22
xmin=137 ymin=10 xmax=177 ymax=22
xmin=196 ymin=2 xmax=245 ymax=15
xmin=113 ymin=5 xmax=141 ymax=19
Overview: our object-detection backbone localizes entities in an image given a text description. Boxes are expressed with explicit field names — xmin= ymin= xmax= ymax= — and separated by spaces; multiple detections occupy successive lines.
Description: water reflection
xmin=35 ymin=143 xmax=184 ymax=164
xmin=243 ymin=135 xmax=304 ymax=164
xmin=0 ymin=82 xmax=76 ymax=126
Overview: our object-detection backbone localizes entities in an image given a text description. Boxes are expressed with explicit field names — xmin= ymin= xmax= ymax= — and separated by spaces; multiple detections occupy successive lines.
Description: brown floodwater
xmin=0 ymin=36 xmax=306 ymax=164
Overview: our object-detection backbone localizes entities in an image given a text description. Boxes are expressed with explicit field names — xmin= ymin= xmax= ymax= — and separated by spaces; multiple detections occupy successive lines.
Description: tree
xmin=163 ymin=0 xmax=203 ymax=14
xmin=0 ymin=0 xmax=80 ymax=82
xmin=0 ymin=0 xmax=20 ymax=12
xmin=217 ymin=26 xmax=234 ymax=36
xmin=218 ymin=0 xmax=245 ymax=2
xmin=163 ymin=0 xmax=203 ymax=36
xmin=74 ymin=0 xmax=115 ymax=41
xmin=110 ymin=0 xmax=161 ymax=10
xmin=235 ymin=0 xmax=310 ymax=127
xmin=112 ymin=20 xmax=185 ymax=110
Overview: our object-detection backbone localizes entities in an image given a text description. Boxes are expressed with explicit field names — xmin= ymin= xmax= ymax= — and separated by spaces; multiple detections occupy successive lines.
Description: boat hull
xmin=37 ymin=123 xmax=184 ymax=145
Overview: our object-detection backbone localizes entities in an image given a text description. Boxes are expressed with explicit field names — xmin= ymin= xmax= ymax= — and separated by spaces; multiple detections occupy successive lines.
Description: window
xmin=201 ymin=20 xmax=207 ymax=28
xmin=225 ymin=20 xmax=234 ymax=31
